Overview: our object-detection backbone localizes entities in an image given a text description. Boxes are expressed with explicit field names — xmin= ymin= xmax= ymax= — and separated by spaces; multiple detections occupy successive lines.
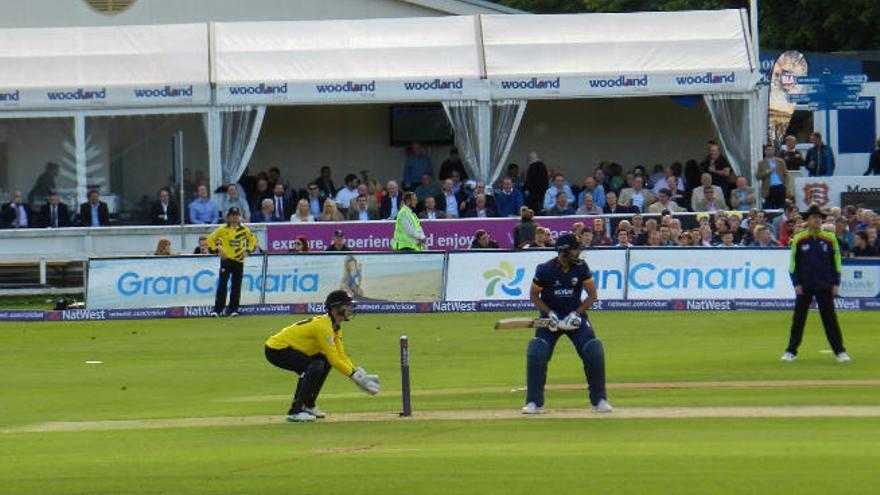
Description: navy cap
xmin=555 ymin=233 xmax=580 ymax=251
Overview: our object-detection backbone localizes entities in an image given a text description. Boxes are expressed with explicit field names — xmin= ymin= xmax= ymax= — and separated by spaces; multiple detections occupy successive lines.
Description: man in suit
xmin=78 ymin=189 xmax=110 ymax=227
xmin=39 ymin=194 xmax=71 ymax=228
xmin=646 ymin=189 xmax=686 ymax=214
xmin=618 ymin=176 xmax=656 ymax=213
xmin=691 ymin=185 xmax=727 ymax=212
xmin=418 ymin=196 xmax=446 ymax=220
xmin=464 ymin=193 xmax=497 ymax=218
xmin=151 ymin=188 xmax=180 ymax=225
xmin=1 ymin=190 xmax=32 ymax=228
xmin=314 ymin=166 xmax=336 ymax=199
xmin=252 ymin=198 xmax=284 ymax=223
xmin=347 ymin=195 xmax=379 ymax=221
xmin=304 ymin=182 xmax=327 ymax=218
xmin=436 ymin=179 xmax=464 ymax=219
xmin=689 ymin=173 xmax=726 ymax=211
xmin=380 ymin=180 xmax=403 ymax=220
xmin=270 ymin=184 xmax=294 ymax=221
xmin=348 ymin=183 xmax=379 ymax=212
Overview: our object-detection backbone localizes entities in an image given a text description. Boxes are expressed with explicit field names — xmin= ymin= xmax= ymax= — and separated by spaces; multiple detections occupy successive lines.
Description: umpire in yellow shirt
xmin=265 ymin=290 xmax=380 ymax=422
xmin=206 ymin=207 xmax=257 ymax=317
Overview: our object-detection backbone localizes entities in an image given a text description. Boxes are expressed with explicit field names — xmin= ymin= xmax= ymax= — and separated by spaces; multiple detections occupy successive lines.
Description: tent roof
xmin=0 ymin=23 xmax=210 ymax=110
xmin=213 ymin=16 xmax=488 ymax=104
xmin=482 ymin=10 xmax=758 ymax=98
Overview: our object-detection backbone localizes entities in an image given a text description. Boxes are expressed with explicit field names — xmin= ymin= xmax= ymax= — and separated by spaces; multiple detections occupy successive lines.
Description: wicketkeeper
xmin=264 ymin=290 xmax=380 ymax=422
xmin=523 ymin=233 xmax=612 ymax=414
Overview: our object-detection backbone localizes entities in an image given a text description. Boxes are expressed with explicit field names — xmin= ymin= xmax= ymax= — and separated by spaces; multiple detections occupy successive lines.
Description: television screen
xmin=389 ymin=105 xmax=454 ymax=145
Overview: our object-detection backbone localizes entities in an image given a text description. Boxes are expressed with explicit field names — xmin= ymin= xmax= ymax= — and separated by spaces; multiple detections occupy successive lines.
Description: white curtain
xmin=442 ymin=99 xmax=527 ymax=186
xmin=704 ymin=93 xmax=756 ymax=185
xmin=218 ymin=106 xmax=266 ymax=186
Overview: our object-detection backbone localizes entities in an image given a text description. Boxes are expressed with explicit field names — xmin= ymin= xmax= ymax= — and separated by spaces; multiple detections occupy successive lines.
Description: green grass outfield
xmin=1 ymin=311 xmax=879 ymax=494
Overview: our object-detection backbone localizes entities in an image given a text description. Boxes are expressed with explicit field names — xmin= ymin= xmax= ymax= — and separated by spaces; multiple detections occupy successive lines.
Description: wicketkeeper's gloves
xmin=350 ymin=367 xmax=380 ymax=395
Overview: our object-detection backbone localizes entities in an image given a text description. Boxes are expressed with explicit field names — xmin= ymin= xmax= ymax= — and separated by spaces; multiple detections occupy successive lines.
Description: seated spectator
xmin=291 ymin=199 xmax=315 ymax=223
xmin=326 ymin=230 xmax=351 ymax=251
xmin=39 ymin=194 xmax=71 ymax=228
xmin=650 ymin=166 xmax=685 ymax=195
xmin=513 ymin=206 xmax=537 ymax=248
xmin=348 ymin=183 xmax=379 ymax=212
xmin=748 ymin=226 xmax=776 ymax=247
xmin=188 ymin=185 xmax=217 ymax=224
xmin=618 ymin=176 xmax=656 ymax=213
xmin=151 ymin=188 xmax=180 ymax=225
xmin=335 ymin=174 xmax=360 ymax=213
xmin=248 ymin=177 xmax=271 ymax=213
xmin=402 ymin=142 xmax=432 ymax=191
xmin=614 ymin=219 xmax=633 ymax=237
xmin=267 ymin=183 xmax=293 ymax=220
xmin=505 ymin=162 xmax=524 ymax=190
xmin=852 ymin=231 xmax=879 ymax=257
xmin=193 ymin=235 xmax=212 ymax=254
xmin=616 ymin=229 xmax=632 ymax=247
xmin=252 ymin=198 xmax=284 ymax=223
xmin=544 ymin=191 xmax=574 ymax=216
xmin=439 ymin=147 xmax=468 ymax=181
xmin=1 ymin=190 xmax=31 ymax=228
xmin=576 ymin=193 xmax=602 ymax=215
xmin=644 ymin=229 xmax=662 ymax=247
xmin=495 ymin=177 xmax=524 ymax=217
xmin=461 ymin=181 xmax=496 ymax=213
xmin=154 ymin=238 xmax=172 ymax=256
xmin=591 ymin=218 xmax=612 ymax=246
xmin=437 ymin=179 xmax=463 ymax=219
xmin=677 ymin=230 xmax=695 ymax=246
xmin=570 ymin=221 xmax=586 ymax=243
xmin=728 ymin=214 xmax=746 ymax=244
xmin=712 ymin=217 xmax=730 ymax=244
xmin=380 ymin=180 xmax=402 ymax=219
xmin=315 ymin=166 xmax=336 ymax=199
xmin=318 ymin=199 xmax=343 ymax=222
xmin=80 ymin=189 xmax=111 ymax=227
xmin=470 ymin=229 xmax=499 ymax=250
xmin=348 ymin=194 xmax=379 ymax=221
xmin=718 ymin=231 xmax=738 ymax=247
xmin=661 ymin=175 xmax=686 ymax=205
xmin=543 ymin=174 xmax=575 ymax=211
xmin=414 ymin=173 xmax=441 ymax=206
xmin=646 ymin=188 xmax=685 ymax=214
xmin=756 ymin=144 xmax=786 ymax=209
xmin=267 ymin=166 xmax=292 ymax=200
xmin=288 ymin=235 xmax=310 ymax=253
xmin=658 ymin=226 xmax=675 ymax=246
xmin=668 ymin=218 xmax=683 ymax=242
xmin=418 ymin=196 xmax=445 ymax=220
xmin=220 ymin=184 xmax=251 ymax=222
xmin=698 ymin=224 xmax=714 ymax=246
xmin=580 ymin=230 xmax=595 ymax=247
xmin=866 ymin=225 xmax=878 ymax=250
xmin=465 ymin=193 xmax=496 ymax=218
xmin=771 ymin=202 xmax=798 ymax=239
xmin=692 ymin=185 xmax=727 ymax=212
xmin=527 ymin=227 xmax=554 ymax=249
xmin=303 ymin=182 xmax=326 ymax=218
xmin=578 ymin=177 xmax=606 ymax=209
xmin=690 ymin=173 xmax=726 ymax=211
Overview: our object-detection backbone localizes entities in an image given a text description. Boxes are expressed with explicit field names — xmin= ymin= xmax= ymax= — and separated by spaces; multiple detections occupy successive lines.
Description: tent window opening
xmin=83 ymin=0 xmax=137 ymax=15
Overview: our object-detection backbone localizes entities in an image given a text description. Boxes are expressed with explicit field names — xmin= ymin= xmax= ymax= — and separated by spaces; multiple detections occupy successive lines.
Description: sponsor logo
xmin=0 ymin=89 xmax=20 ymax=102
xmin=432 ymin=301 xmax=478 ymax=312
xmin=499 ymin=77 xmax=560 ymax=90
xmin=735 ymin=299 xmax=794 ymax=310
xmin=845 ymin=185 xmax=880 ymax=193
xmin=629 ymin=262 xmax=776 ymax=291
xmin=801 ymin=182 xmax=830 ymax=207
xmin=227 ymin=82 xmax=288 ymax=96
xmin=133 ymin=85 xmax=194 ymax=99
xmin=403 ymin=78 xmax=463 ymax=91
xmin=863 ymin=300 xmax=880 ymax=310
xmin=307 ymin=302 xmax=326 ymax=313
xmin=587 ymin=74 xmax=648 ymax=89
xmin=62 ymin=309 xmax=107 ymax=321
xmin=0 ymin=310 xmax=44 ymax=321
xmin=674 ymin=72 xmax=736 ymax=86
xmin=106 ymin=309 xmax=168 ymax=319
xmin=833 ymin=299 xmax=860 ymax=311
xmin=483 ymin=262 xmax=525 ymax=297
xmin=315 ymin=80 xmax=376 ymax=94
xmin=183 ymin=306 xmax=214 ymax=317
xmin=46 ymin=88 xmax=107 ymax=101
xmin=685 ymin=299 xmax=733 ymax=311
xmin=115 ymin=269 xmax=319 ymax=297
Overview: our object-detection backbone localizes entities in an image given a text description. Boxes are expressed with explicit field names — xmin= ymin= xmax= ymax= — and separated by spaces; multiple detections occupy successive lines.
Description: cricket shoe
xmin=227 ymin=311 xmax=239 ymax=317
xmin=210 ymin=311 xmax=220 ymax=318
xmin=521 ymin=402 xmax=544 ymax=415
xmin=836 ymin=352 xmax=852 ymax=363
xmin=304 ymin=406 xmax=326 ymax=419
xmin=780 ymin=352 xmax=797 ymax=362
xmin=286 ymin=411 xmax=317 ymax=423
xmin=591 ymin=399 xmax=613 ymax=413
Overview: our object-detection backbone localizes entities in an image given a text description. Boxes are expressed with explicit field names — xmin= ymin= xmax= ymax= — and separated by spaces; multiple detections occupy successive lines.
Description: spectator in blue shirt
xmin=402 ymin=142 xmax=433 ymax=191
xmin=578 ymin=176 xmax=605 ymax=209
xmin=189 ymin=184 xmax=219 ymax=224
xmin=543 ymin=174 xmax=575 ymax=211
xmin=805 ymin=132 xmax=835 ymax=177
xmin=495 ymin=177 xmax=524 ymax=217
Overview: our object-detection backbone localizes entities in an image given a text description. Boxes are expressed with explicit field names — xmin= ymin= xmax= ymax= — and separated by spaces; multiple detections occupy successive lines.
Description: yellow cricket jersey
xmin=206 ymin=224 xmax=257 ymax=263
xmin=265 ymin=314 xmax=355 ymax=376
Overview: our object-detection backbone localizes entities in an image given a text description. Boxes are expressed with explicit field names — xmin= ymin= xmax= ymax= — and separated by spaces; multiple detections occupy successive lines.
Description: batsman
xmin=522 ymin=233 xmax=612 ymax=414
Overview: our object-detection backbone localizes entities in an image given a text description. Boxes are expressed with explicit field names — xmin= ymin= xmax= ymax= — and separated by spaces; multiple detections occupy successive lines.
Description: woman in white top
xmin=290 ymin=199 xmax=315 ymax=223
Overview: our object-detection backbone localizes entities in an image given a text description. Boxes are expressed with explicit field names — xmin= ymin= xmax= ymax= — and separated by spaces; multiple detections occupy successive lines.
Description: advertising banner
xmin=793 ymin=176 xmax=880 ymax=209
xmin=86 ymin=256 xmax=264 ymax=309
xmin=841 ymin=259 xmax=880 ymax=298
xmin=215 ymin=79 xmax=488 ymax=105
xmin=445 ymin=249 xmax=627 ymax=301
xmin=489 ymin=72 xmax=751 ymax=99
xmin=1 ymin=85 xmax=211 ymax=110
xmin=266 ymin=216 xmax=595 ymax=252
xmin=263 ymin=253 xmax=445 ymax=304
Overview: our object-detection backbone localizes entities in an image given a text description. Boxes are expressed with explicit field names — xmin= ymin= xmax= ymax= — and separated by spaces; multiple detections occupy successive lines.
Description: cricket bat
xmin=494 ymin=317 xmax=552 ymax=330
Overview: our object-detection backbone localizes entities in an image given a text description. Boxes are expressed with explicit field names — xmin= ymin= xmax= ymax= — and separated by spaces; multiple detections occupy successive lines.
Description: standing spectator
xmin=438 ymin=148 xmax=468 ymax=181
xmin=326 ymin=230 xmax=351 ymax=252
xmin=805 ymin=132 xmax=835 ymax=177
xmin=220 ymin=184 xmax=251 ymax=222
xmin=314 ymin=166 xmax=336 ymax=199
xmin=465 ymin=194 xmax=496 ymax=218
xmin=380 ymin=180 xmax=403 ymax=220
xmin=513 ymin=206 xmax=537 ymax=249
xmin=756 ymin=144 xmax=787 ymax=209
xmin=249 ymin=177 xmax=271 ymax=214
xmin=496 ymin=177 xmax=524 ymax=217
xmin=270 ymin=184 xmax=294 ymax=220
xmin=303 ymin=182 xmax=326 ymax=219
xmin=39 ymin=194 xmax=71 ymax=228
xmin=523 ymin=153 xmax=549 ymax=213
xmin=578 ymin=177 xmax=605 ymax=209
xmin=418 ymin=196 xmax=445 ymax=220
xmin=291 ymin=199 xmax=315 ymax=223
xmin=647 ymin=189 xmax=685 ymax=214
xmin=334 ymin=174 xmax=360 ymax=214
xmin=1 ymin=190 xmax=31 ymax=229
xmin=545 ymin=192 xmax=574 ymax=216
xmin=188 ymin=184 xmax=218 ymax=225
xmin=543 ymin=175 xmax=575 ymax=211
xmin=576 ymin=193 xmax=602 ymax=215
xmin=780 ymin=135 xmax=804 ymax=171
xmin=505 ymin=163 xmax=524 ymax=190
xmin=402 ymin=143 xmax=432 ymax=191
xmin=252 ymin=198 xmax=283 ymax=223
xmin=437 ymin=179 xmax=463 ymax=219
xmin=318 ymin=199 xmax=343 ymax=222
xmin=347 ymin=195 xmax=379 ymax=221
xmin=865 ymin=137 xmax=880 ymax=176
xmin=154 ymin=238 xmax=173 ymax=256
xmin=700 ymin=142 xmax=734 ymax=196
xmin=729 ymin=176 xmax=758 ymax=212
xmin=207 ymin=207 xmax=257 ymax=318
xmin=851 ymin=231 xmax=878 ymax=257
xmin=782 ymin=205 xmax=849 ymax=363
xmin=618 ymin=176 xmax=656 ymax=213
xmin=470 ymin=229 xmax=499 ymax=249
xmin=414 ymin=173 xmax=440 ymax=206
xmin=28 ymin=161 xmax=59 ymax=207
xmin=151 ymin=188 xmax=180 ymax=225
xmin=79 ymin=189 xmax=110 ymax=227
xmin=392 ymin=191 xmax=426 ymax=251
